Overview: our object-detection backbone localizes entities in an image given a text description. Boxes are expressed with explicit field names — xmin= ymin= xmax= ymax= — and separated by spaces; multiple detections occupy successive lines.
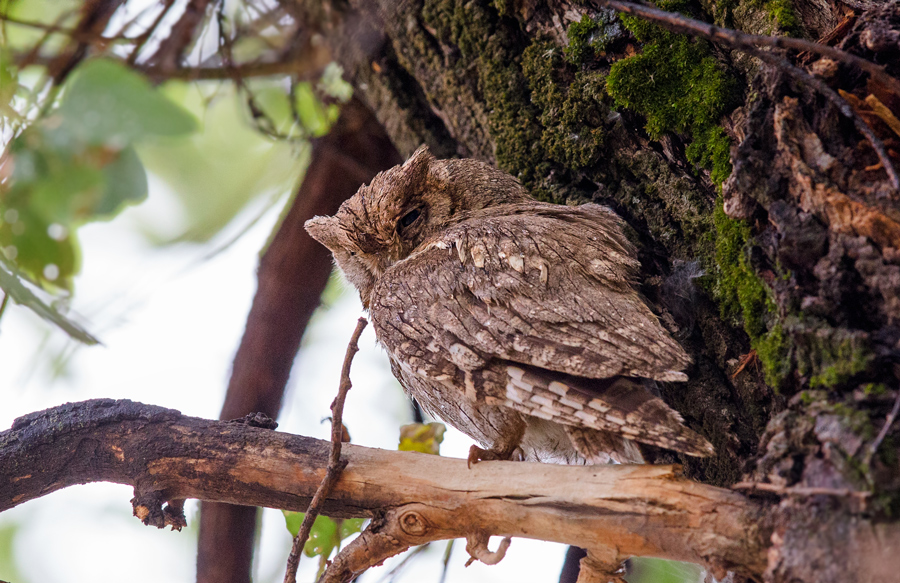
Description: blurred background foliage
xmin=0 ymin=0 xmax=342 ymax=343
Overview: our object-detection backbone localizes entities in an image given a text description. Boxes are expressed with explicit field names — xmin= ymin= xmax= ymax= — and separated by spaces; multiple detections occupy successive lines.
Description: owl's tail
xmin=502 ymin=365 xmax=714 ymax=458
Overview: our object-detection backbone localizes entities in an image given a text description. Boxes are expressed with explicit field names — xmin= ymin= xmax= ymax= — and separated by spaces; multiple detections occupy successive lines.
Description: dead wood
xmin=0 ymin=398 xmax=768 ymax=580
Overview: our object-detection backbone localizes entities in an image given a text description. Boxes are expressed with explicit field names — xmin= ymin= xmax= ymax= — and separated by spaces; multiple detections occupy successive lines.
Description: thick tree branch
xmin=1 ymin=399 xmax=768 ymax=579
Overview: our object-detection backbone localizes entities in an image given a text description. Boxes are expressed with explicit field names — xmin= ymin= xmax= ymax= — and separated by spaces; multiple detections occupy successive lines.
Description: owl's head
xmin=305 ymin=145 xmax=530 ymax=306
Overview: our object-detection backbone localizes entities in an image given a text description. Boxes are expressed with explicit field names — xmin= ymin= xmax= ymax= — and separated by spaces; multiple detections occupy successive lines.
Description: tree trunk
xmin=306 ymin=1 xmax=900 ymax=581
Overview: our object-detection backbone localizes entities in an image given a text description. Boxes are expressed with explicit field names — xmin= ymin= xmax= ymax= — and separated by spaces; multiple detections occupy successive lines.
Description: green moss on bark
xmin=522 ymin=42 xmax=610 ymax=172
xmin=606 ymin=0 xmax=738 ymax=184
xmin=712 ymin=199 xmax=787 ymax=386
xmin=762 ymin=0 xmax=799 ymax=32
xmin=565 ymin=12 xmax=623 ymax=65
xmin=422 ymin=0 xmax=546 ymax=183
xmin=791 ymin=326 xmax=874 ymax=389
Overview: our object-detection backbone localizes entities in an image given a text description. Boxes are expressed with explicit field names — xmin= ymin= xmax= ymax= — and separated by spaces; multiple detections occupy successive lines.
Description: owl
xmin=305 ymin=146 xmax=713 ymax=465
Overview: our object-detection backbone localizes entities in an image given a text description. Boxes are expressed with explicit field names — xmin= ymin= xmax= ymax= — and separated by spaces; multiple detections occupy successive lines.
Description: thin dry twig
xmin=863 ymin=389 xmax=900 ymax=466
xmin=283 ymin=317 xmax=368 ymax=583
xmin=730 ymin=350 xmax=758 ymax=380
xmin=590 ymin=0 xmax=900 ymax=191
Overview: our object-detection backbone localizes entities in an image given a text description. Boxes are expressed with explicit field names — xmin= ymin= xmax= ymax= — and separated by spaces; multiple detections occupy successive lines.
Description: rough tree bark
xmin=0 ymin=400 xmax=772 ymax=578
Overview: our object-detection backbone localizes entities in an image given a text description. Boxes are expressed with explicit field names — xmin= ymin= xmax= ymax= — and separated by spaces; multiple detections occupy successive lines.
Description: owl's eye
xmin=397 ymin=208 xmax=422 ymax=231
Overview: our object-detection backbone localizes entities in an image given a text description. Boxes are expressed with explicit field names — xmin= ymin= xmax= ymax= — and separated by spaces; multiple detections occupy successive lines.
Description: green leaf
xmin=97 ymin=146 xmax=149 ymax=215
xmin=399 ymin=422 xmax=446 ymax=455
xmin=0 ymin=261 xmax=99 ymax=344
xmin=0 ymin=58 xmax=190 ymax=289
xmin=136 ymin=85 xmax=306 ymax=243
xmin=253 ymin=85 xmax=295 ymax=135
xmin=281 ymin=513 xmax=366 ymax=559
xmin=293 ymin=82 xmax=333 ymax=137
xmin=282 ymin=510 xmax=305 ymax=538
xmin=0 ymin=521 xmax=25 ymax=583
xmin=1 ymin=0 xmax=81 ymax=51
xmin=339 ymin=518 xmax=365 ymax=539
xmin=59 ymin=59 xmax=197 ymax=145
xmin=626 ymin=558 xmax=703 ymax=583
xmin=317 ymin=63 xmax=353 ymax=103
xmin=0 ymin=204 xmax=79 ymax=290
xmin=281 ymin=513 xmax=338 ymax=558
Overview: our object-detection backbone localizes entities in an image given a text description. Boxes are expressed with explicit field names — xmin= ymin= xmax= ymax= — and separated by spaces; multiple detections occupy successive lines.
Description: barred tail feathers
xmin=502 ymin=365 xmax=714 ymax=457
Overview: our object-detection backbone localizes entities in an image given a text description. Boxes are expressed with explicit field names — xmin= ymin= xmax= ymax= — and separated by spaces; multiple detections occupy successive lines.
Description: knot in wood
xmin=398 ymin=510 xmax=428 ymax=536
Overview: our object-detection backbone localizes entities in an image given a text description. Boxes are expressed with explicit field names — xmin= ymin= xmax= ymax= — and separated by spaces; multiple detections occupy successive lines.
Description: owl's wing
xmin=370 ymin=203 xmax=691 ymax=383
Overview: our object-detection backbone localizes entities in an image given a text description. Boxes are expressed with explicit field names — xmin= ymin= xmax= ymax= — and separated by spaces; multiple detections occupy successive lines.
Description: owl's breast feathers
xmin=369 ymin=202 xmax=712 ymax=457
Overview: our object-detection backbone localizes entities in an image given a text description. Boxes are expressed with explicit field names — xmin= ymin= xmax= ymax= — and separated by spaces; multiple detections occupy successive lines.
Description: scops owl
xmin=305 ymin=146 xmax=713 ymax=465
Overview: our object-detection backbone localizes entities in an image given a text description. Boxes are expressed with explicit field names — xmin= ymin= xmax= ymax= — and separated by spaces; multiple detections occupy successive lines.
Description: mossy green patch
xmin=686 ymin=125 xmax=733 ymax=185
xmin=712 ymin=198 xmax=787 ymax=386
xmin=522 ymin=41 xmax=610 ymax=170
xmin=422 ymin=0 xmax=547 ymax=184
xmin=566 ymin=15 xmax=600 ymax=65
xmin=760 ymin=0 xmax=799 ymax=33
xmin=863 ymin=383 xmax=887 ymax=397
xmin=790 ymin=326 xmax=874 ymax=388
xmin=606 ymin=0 xmax=738 ymax=185
xmin=565 ymin=11 xmax=624 ymax=65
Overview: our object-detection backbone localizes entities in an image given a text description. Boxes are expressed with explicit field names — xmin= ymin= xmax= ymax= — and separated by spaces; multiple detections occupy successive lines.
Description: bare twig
xmin=590 ymin=0 xmax=900 ymax=190
xmin=438 ymin=540 xmax=454 ymax=583
xmin=864 ymin=389 xmax=900 ymax=466
xmin=0 ymin=14 xmax=91 ymax=39
xmin=374 ymin=544 xmax=430 ymax=583
xmin=126 ymin=0 xmax=176 ymax=65
xmin=0 ymin=292 xmax=9 ymax=328
xmin=283 ymin=317 xmax=368 ymax=583
xmin=146 ymin=0 xmax=213 ymax=72
xmin=12 ymin=51 xmax=325 ymax=81
xmin=730 ymin=350 xmax=758 ymax=380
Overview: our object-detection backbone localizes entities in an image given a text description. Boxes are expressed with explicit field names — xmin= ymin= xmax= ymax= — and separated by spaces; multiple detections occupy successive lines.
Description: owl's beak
xmin=304 ymin=216 xmax=340 ymax=250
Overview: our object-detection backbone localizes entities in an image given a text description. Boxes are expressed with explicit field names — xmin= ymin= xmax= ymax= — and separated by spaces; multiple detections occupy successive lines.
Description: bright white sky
xmin=0 ymin=179 xmax=568 ymax=583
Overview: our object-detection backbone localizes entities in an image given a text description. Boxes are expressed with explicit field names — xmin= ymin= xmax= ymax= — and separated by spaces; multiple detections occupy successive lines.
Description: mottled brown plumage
xmin=305 ymin=146 xmax=713 ymax=464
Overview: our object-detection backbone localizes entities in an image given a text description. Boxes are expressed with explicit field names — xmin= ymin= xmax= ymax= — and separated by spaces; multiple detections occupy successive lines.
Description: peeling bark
xmin=1 ymin=400 xmax=768 ymax=578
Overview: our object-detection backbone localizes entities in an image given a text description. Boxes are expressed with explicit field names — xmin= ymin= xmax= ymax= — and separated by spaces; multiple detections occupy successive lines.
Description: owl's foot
xmin=467 ymin=445 xmax=523 ymax=469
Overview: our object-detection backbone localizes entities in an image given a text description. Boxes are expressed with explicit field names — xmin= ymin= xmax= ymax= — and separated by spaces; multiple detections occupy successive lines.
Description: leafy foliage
xmin=281 ymin=512 xmax=365 ymax=577
xmin=398 ymin=422 xmax=446 ymax=455
xmin=1 ymin=59 xmax=197 ymax=291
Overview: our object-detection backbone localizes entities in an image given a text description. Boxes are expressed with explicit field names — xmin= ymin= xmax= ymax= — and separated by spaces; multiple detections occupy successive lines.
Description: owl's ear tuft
xmin=304 ymin=216 xmax=340 ymax=249
xmin=404 ymin=145 xmax=434 ymax=167
xmin=399 ymin=145 xmax=434 ymax=191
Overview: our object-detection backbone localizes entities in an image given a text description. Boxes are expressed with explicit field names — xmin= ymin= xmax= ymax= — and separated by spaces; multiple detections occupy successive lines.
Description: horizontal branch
xmin=11 ymin=51 xmax=326 ymax=81
xmin=0 ymin=399 xmax=769 ymax=578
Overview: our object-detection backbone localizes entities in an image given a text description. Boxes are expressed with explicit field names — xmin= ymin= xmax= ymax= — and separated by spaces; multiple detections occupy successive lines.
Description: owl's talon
xmin=467 ymin=445 xmax=487 ymax=469
xmin=467 ymin=445 xmax=522 ymax=469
